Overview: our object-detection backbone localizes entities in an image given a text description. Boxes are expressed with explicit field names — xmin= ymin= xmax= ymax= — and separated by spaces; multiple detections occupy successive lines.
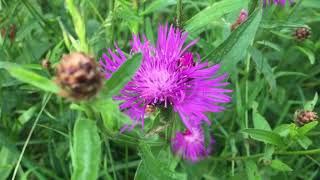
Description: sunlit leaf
xmin=242 ymin=129 xmax=284 ymax=146
xmin=203 ymin=8 xmax=262 ymax=73
xmin=270 ymin=159 xmax=293 ymax=172
xmin=0 ymin=62 xmax=59 ymax=93
xmin=185 ymin=0 xmax=248 ymax=33
xmin=71 ymin=119 xmax=101 ymax=180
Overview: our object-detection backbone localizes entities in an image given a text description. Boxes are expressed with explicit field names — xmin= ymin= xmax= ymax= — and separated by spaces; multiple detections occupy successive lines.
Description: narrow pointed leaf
xmin=105 ymin=54 xmax=142 ymax=96
xmin=203 ymin=8 xmax=262 ymax=73
xmin=0 ymin=62 xmax=59 ymax=93
xmin=242 ymin=129 xmax=284 ymax=146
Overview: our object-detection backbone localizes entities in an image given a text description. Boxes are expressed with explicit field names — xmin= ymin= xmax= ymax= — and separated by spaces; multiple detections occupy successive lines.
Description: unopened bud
xmin=293 ymin=27 xmax=311 ymax=41
xmin=55 ymin=52 xmax=103 ymax=100
xmin=295 ymin=110 xmax=318 ymax=126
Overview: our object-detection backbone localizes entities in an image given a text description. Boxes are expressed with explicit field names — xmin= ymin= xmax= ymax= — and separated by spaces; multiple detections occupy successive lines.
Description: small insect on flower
xmin=100 ymin=24 xmax=232 ymax=131
xmin=293 ymin=27 xmax=311 ymax=41
xmin=295 ymin=110 xmax=318 ymax=126
xmin=231 ymin=9 xmax=248 ymax=31
xmin=56 ymin=52 xmax=103 ymax=100
xmin=171 ymin=126 xmax=215 ymax=162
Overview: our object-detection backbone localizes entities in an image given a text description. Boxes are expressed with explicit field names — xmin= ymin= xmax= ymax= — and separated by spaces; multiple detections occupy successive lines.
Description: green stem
xmin=176 ymin=0 xmax=183 ymax=29
xmin=109 ymin=0 xmax=115 ymax=45
xmin=66 ymin=0 xmax=89 ymax=53
xmin=244 ymin=55 xmax=251 ymax=156
xmin=11 ymin=94 xmax=51 ymax=180
xmin=209 ymin=148 xmax=320 ymax=161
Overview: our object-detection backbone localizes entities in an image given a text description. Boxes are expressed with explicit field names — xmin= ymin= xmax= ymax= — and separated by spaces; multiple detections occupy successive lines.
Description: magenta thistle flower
xmin=100 ymin=24 xmax=231 ymax=131
xmin=171 ymin=126 xmax=215 ymax=162
xmin=263 ymin=0 xmax=294 ymax=6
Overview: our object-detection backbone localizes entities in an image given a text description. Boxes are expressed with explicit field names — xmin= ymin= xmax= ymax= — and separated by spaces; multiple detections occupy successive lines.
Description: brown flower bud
xmin=295 ymin=110 xmax=318 ymax=126
xmin=55 ymin=52 xmax=103 ymax=100
xmin=293 ymin=27 xmax=311 ymax=41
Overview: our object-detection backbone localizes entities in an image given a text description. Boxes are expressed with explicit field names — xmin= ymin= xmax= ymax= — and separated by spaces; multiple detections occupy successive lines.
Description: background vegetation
xmin=0 ymin=0 xmax=320 ymax=179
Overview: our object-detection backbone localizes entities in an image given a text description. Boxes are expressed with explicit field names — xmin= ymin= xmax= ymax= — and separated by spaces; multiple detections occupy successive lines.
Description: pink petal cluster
xmin=100 ymin=24 xmax=231 ymax=131
xmin=171 ymin=126 xmax=215 ymax=162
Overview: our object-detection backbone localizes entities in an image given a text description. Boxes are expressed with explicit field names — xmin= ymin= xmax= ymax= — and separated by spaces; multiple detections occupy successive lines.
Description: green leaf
xmin=248 ymin=0 xmax=259 ymax=14
xmin=65 ymin=0 xmax=88 ymax=52
xmin=304 ymin=93 xmax=318 ymax=111
xmin=256 ymin=40 xmax=281 ymax=51
xmin=90 ymin=97 xmax=130 ymax=134
xmin=0 ymin=62 xmax=59 ymax=93
xmin=295 ymin=46 xmax=315 ymax=64
xmin=145 ymin=17 xmax=155 ymax=45
xmin=298 ymin=121 xmax=318 ymax=135
xmin=203 ymin=8 xmax=262 ymax=73
xmin=263 ymin=145 xmax=275 ymax=160
xmin=140 ymin=0 xmax=176 ymax=16
xmin=275 ymin=71 xmax=308 ymax=79
xmin=252 ymin=110 xmax=272 ymax=131
xmin=302 ymin=0 xmax=320 ymax=8
xmin=245 ymin=160 xmax=261 ymax=180
xmin=249 ymin=46 xmax=276 ymax=90
xmin=270 ymin=159 xmax=293 ymax=172
xmin=134 ymin=161 xmax=151 ymax=180
xmin=18 ymin=105 xmax=38 ymax=125
xmin=273 ymin=124 xmax=291 ymax=137
xmin=71 ymin=119 xmax=101 ymax=180
xmin=104 ymin=54 xmax=142 ymax=96
xmin=297 ymin=135 xmax=312 ymax=149
xmin=0 ymin=147 xmax=18 ymax=180
xmin=185 ymin=0 xmax=248 ymax=33
xmin=136 ymin=143 xmax=186 ymax=180
xmin=242 ymin=129 xmax=284 ymax=146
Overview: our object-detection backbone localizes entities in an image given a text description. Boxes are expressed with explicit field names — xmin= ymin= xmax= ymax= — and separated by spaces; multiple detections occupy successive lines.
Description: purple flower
xmin=100 ymin=24 xmax=231 ymax=131
xmin=171 ymin=126 xmax=215 ymax=162
xmin=263 ymin=0 xmax=294 ymax=6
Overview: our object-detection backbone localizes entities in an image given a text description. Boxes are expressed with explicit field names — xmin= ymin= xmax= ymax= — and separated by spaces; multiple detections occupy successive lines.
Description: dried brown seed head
xmin=55 ymin=52 xmax=103 ymax=100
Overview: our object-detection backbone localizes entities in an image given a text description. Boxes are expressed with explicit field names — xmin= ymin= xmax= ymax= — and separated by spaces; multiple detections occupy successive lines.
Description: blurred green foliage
xmin=0 ymin=0 xmax=320 ymax=179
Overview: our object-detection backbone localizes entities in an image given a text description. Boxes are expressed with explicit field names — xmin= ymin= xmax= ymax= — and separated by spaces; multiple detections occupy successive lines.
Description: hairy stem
xmin=176 ymin=0 xmax=183 ymax=28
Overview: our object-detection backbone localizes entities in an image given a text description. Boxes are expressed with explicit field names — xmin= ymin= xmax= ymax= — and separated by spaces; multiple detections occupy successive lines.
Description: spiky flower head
xmin=295 ymin=110 xmax=318 ymax=126
xmin=263 ymin=0 xmax=294 ymax=6
xmin=56 ymin=52 xmax=103 ymax=100
xmin=171 ymin=126 xmax=215 ymax=162
xmin=100 ymin=24 xmax=231 ymax=131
